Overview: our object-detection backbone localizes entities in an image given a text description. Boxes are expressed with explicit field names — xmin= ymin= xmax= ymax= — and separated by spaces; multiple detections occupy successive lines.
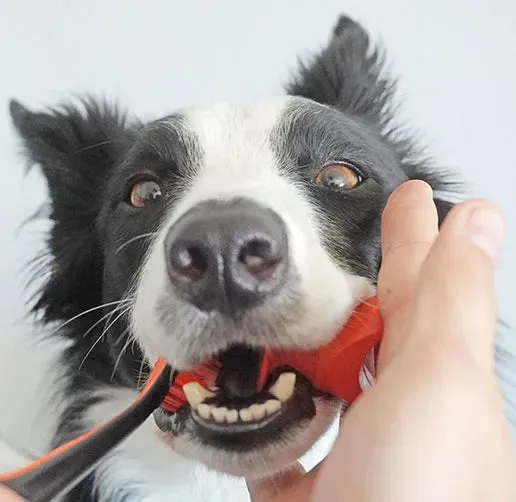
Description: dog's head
xmin=10 ymin=16 xmax=456 ymax=477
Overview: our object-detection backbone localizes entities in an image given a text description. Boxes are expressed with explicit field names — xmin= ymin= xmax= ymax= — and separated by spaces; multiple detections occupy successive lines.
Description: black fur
xmin=11 ymin=98 xmax=138 ymax=323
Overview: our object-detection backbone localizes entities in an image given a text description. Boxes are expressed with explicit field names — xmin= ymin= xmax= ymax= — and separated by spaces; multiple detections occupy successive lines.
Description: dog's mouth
xmin=153 ymin=344 xmax=324 ymax=448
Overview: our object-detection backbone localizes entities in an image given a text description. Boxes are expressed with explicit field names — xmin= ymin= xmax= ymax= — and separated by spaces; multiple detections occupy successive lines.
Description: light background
xmin=1 ymin=0 xmax=515 ymax=326
xmin=0 ymin=0 xmax=514 ymax=497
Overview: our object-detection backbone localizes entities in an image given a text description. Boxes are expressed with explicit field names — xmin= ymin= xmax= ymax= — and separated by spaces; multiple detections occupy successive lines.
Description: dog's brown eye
xmin=315 ymin=163 xmax=362 ymax=190
xmin=129 ymin=180 xmax=162 ymax=208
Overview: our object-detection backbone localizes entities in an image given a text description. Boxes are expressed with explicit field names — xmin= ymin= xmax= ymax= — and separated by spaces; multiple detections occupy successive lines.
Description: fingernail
xmin=466 ymin=206 xmax=504 ymax=261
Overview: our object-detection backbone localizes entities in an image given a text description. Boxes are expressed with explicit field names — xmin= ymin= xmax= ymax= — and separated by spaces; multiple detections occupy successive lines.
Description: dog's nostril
xmin=164 ymin=199 xmax=289 ymax=316
xmin=238 ymin=239 xmax=279 ymax=281
xmin=170 ymin=246 xmax=208 ymax=281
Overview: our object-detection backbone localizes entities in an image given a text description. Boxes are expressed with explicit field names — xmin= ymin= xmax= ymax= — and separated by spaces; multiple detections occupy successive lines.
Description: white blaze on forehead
xmin=182 ymin=97 xmax=290 ymax=150
xmin=178 ymin=97 xmax=290 ymax=180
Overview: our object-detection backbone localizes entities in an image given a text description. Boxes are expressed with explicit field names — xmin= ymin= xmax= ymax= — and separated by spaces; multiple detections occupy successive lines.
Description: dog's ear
xmin=287 ymin=15 xmax=461 ymax=229
xmin=9 ymin=98 xmax=136 ymax=322
xmin=285 ymin=15 xmax=394 ymax=126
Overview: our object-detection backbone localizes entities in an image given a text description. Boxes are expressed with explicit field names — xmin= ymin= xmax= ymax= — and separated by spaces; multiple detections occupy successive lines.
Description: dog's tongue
xmin=160 ymin=297 xmax=383 ymax=413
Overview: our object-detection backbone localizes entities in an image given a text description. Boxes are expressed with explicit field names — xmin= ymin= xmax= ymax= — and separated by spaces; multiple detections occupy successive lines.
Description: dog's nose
xmin=164 ymin=199 xmax=289 ymax=317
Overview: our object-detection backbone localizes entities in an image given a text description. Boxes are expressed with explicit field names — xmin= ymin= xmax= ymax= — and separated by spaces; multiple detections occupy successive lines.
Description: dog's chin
xmin=155 ymin=397 xmax=340 ymax=477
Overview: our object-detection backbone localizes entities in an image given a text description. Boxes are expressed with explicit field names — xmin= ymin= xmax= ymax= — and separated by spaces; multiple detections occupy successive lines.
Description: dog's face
xmin=10 ymin=16 xmax=454 ymax=478
xmin=103 ymin=96 xmax=394 ymax=473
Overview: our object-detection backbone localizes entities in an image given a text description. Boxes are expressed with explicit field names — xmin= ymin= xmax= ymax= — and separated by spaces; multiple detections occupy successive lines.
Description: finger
xmin=411 ymin=199 xmax=504 ymax=371
xmin=247 ymin=463 xmax=319 ymax=502
xmin=0 ymin=485 xmax=25 ymax=501
xmin=376 ymin=180 xmax=439 ymax=371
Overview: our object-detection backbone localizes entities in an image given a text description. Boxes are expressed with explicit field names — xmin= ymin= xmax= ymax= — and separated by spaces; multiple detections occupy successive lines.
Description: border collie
xmin=7 ymin=14 xmax=458 ymax=502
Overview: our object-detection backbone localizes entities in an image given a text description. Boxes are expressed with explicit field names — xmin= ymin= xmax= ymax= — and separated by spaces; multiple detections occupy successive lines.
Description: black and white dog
xmin=8 ymin=15 xmax=460 ymax=502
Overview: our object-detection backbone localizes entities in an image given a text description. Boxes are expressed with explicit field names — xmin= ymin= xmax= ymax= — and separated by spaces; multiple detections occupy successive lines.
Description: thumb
xmin=0 ymin=485 xmax=26 ymax=501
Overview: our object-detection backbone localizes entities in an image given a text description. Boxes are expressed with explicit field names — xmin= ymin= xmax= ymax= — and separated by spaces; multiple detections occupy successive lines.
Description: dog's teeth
xmin=211 ymin=406 xmax=227 ymax=423
xmin=249 ymin=403 xmax=266 ymax=421
xmin=189 ymin=378 xmax=288 ymax=423
xmin=197 ymin=403 xmax=212 ymax=420
xmin=239 ymin=408 xmax=254 ymax=422
xmin=226 ymin=409 xmax=239 ymax=423
xmin=182 ymin=382 xmax=215 ymax=409
xmin=264 ymin=399 xmax=281 ymax=415
xmin=268 ymin=372 xmax=296 ymax=402
xmin=195 ymin=401 xmax=281 ymax=423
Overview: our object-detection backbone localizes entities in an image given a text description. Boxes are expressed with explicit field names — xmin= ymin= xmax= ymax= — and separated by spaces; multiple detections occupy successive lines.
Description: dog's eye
xmin=314 ymin=163 xmax=363 ymax=190
xmin=129 ymin=180 xmax=162 ymax=208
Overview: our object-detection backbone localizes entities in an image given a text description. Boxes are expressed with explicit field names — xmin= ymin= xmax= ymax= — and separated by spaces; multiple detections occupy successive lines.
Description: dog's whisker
xmin=79 ymin=306 xmax=132 ymax=370
xmin=114 ymin=326 xmax=131 ymax=346
xmin=131 ymin=337 xmax=141 ymax=355
xmin=81 ymin=303 xmax=129 ymax=339
xmin=115 ymin=232 xmax=159 ymax=255
xmin=51 ymin=299 xmax=132 ymax=336
xmin=136 ymin=358 xmax=149 ymax=391
xmin=99 ymin=301 xmax=130 ymax=340
xmin=111 ymin=334 xmax=135 ymax=381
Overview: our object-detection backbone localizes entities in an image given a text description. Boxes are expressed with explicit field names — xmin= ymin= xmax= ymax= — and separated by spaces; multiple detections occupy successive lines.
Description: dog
xmin=7 ymin=14 xmax=459 ymax=502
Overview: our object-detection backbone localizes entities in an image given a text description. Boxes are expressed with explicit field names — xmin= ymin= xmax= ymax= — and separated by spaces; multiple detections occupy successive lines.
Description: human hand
xmin=249 ymin=180 xmax=516 ymax=501
xmin=0 ymin=485 xmax=24 ymax=501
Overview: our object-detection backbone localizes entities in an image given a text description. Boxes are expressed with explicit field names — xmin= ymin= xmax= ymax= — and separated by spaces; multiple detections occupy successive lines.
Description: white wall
xmin=0 ymin=0 xmax=515 ymax=491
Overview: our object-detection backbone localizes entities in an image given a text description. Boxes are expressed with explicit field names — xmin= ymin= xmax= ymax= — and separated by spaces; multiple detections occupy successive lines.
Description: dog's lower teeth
xmin=212 ymin=406 xmax=228 ymax=423
xmin=249 ymin=403 xmax=266 ymax=420
xmin=264 ymin=399 xmax=281 ymax=414
xmin=197 ymin=403 xmax=212 ymax=419
xmin=268 ymin=372 xmax=296 ymax=402
xmin=194 ymin=399 xmax=282 ymax=424
xmin=226 ymin=409 xmax=239 ymax=423
xmin=239 ymin=408 xmax=254 ymax=422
